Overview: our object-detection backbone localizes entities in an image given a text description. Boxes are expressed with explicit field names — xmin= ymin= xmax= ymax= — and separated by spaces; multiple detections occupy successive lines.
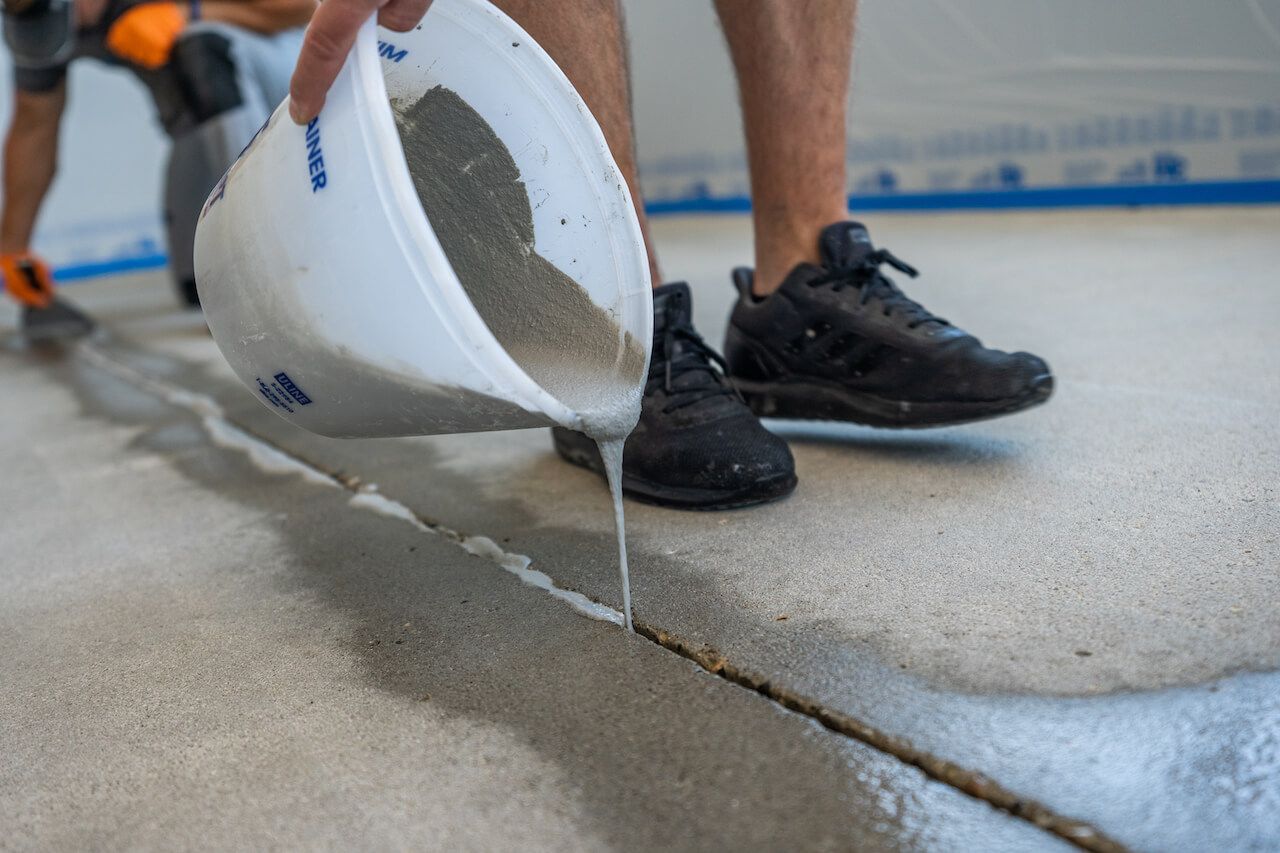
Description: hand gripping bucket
xmin=192 ymin=0 xmax=652 ymax=438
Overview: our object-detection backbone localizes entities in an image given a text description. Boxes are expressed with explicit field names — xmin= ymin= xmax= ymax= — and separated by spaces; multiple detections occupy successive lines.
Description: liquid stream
xmin=393 ymin=86 xmax=642 ymax=631
xmin=596 ymin=438 xmax=632 ymax=631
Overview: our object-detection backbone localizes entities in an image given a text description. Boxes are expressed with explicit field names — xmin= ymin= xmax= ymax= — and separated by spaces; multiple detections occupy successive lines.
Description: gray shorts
xmin=156 ymin=22 xmax=303 ymax=137
xmin=162 ymin=24 xmax=304 ymax=285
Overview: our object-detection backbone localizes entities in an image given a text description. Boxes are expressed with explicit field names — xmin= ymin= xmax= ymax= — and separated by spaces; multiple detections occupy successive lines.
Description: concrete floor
xmin=2 ymin=208 xmax=1277 ymax=850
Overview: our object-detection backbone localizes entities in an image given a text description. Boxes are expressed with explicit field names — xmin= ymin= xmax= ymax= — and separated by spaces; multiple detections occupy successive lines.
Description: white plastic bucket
xmin=192 ymin=0 xmax=652 ymax=439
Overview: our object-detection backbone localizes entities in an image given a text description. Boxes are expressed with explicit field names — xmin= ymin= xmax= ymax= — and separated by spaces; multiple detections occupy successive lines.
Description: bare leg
xmin=714 ymin=0 xmax=855 ymax=295
xmin=490 ymin=0 xmax=662 ymax=286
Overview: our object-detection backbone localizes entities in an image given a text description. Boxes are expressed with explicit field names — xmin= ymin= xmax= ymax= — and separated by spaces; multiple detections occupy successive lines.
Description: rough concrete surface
xmin=2 ymin=208 xmax=1277 ymax=851
xmin=0 ymin=332 xmax=1065 ymax=851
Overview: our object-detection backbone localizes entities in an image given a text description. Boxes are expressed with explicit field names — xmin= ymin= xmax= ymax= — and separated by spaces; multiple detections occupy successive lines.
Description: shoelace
xmin=810 ymin=248 xmax=948 ymax=330
xmin=651 ymin=297 xmax=740 ymax=414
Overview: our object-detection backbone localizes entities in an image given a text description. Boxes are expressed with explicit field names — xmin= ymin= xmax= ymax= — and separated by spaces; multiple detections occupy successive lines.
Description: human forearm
xmin=199 ymin=0 xmax=317 ymax=34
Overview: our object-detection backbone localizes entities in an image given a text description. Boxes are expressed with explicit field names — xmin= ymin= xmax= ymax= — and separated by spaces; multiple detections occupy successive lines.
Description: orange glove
xmin=1 ymin=252 xmax=56 ymax=309
xmin=105 ymin=1 xmax=188 ymax=70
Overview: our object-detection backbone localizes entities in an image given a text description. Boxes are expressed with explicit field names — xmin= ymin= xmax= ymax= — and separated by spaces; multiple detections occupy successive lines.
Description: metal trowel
xmin=21 ymin=296 xmax=96 ymax=342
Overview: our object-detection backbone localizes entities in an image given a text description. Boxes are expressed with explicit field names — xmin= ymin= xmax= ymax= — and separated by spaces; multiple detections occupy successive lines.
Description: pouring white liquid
xmin=396 ymin=86 xmax=646 ymax=630
xmin=596 ymin=438 xmax=632 ymax=631
xmin=577 ymin=393 xmax=642 ymax=632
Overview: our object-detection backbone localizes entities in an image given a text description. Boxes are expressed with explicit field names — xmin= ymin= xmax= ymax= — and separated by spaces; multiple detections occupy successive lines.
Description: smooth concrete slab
xmin=0 ymin=332 xmax=1068 ymax=849
xmin=6 ymin=206 xmax=1277 ymax=850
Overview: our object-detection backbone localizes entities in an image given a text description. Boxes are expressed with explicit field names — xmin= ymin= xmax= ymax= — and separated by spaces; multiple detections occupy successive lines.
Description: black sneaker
xmin=553 ymin=282 xmax=796 ymax=510
xmin=724 ymin=222 xmax=1053 ymax=428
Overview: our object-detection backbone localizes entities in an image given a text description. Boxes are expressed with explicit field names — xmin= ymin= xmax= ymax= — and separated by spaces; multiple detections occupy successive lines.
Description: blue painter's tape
xmin=645 ymin=179 xmax=1280 ymax=214
xmin=13 ymin=179 xmax=1277 ymax=290
xmin=2 ymin=252 xmax=165 ymax=293
xmin=647 ymin=196 xmax=752 ymax=214
xmin=53 ymin=252 xmax=169 ymax=282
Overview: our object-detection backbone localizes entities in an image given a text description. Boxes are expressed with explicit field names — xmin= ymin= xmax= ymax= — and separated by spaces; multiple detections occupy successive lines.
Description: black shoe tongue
xmin=652 ymin=281 xmax=693 ymax=333
xmin=649 ymin=281 xmax=724 ymax=394
xmin=818 ymin=221 xmax=875 ymax=268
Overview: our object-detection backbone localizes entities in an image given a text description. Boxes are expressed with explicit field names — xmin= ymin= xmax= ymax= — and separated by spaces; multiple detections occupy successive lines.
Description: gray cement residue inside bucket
xmin=392 ymin=86 xmax=645 ymax=438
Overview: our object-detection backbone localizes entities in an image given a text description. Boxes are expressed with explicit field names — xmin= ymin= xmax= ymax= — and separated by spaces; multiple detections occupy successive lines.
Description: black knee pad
xmin=169 ymin=31 xmax=244 ymax=123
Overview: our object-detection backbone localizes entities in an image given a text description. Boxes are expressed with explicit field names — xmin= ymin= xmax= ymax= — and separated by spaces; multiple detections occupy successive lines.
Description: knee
xmin=169 ymin=30 xmax=244 ymax=122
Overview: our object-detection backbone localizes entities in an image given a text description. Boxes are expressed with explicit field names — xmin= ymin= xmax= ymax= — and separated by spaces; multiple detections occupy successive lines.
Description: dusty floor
xmin=2 ymin=208 xmax=1277 ymax=851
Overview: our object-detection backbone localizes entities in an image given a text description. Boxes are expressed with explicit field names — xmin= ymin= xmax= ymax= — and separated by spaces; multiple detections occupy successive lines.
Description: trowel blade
xmin=21 ymin=296 xmax=96 ymax=342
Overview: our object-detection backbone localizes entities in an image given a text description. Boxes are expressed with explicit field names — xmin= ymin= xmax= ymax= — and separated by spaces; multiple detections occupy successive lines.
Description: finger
xmin=289 ymin=0 xmax=384 ymax=124
xmin=377 ymin=0 xmax=431 ymax=33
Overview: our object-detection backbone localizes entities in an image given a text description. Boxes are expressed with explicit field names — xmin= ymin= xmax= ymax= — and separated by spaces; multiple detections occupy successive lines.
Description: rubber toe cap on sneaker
xmin=1011 ymin=351 xmax=1054 ymax=397
xmin=553 ymin=417 xmax=798 ymax=510
xmin=629 ymin=413 xmax=796 ymax=496
xmin=946 ymin=346 xmax=1052 ymax=402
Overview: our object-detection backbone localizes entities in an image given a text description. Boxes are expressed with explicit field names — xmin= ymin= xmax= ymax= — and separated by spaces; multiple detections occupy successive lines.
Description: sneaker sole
xmin=553 ymin=431 xmax=797 ymax=511
xmin=733 ymin=373 xmax=1054 ymax=428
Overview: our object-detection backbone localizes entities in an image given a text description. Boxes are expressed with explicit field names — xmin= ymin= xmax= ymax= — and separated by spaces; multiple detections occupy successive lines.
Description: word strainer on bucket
xmin=193 ymin=0 xmax=652 ymax=629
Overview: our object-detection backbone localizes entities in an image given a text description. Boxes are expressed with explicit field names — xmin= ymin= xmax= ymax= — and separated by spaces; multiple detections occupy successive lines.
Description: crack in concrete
xmin=76 ymin=340 xmax=1128 ymax=853
xmin=347 ymin=488 xmax=625 ymax=626
xmin=76 ymin=344 xmax=627 ymax=628
xmin=632 ymin=624 xmax=1130 ymax=853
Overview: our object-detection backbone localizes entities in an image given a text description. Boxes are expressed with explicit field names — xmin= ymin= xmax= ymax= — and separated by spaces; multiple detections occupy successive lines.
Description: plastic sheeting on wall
xmin=628 ymin=0 xmax=1280 ymax=211
xmin=0 ymin=0 xmax=1277 ymax=277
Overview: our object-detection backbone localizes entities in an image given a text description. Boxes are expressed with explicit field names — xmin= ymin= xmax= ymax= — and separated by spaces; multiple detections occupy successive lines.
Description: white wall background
xmin=1 ymin=0 xmax=1278 ymax=272
xmin=626 ymin=0 xmax=1280 ymax=205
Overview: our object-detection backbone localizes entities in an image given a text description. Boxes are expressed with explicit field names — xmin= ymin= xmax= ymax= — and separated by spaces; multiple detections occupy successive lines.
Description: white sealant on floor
xmin=202 ymin=417 xmax=338 ymax=488
xmin=351 ymin=487 xmax=625 ymax=627
xmin=79 ymin=343 xmax=337 ymax=488
xmin=77 ymin=342 xmax=626 ymax=629
xmin=349 ymin=489 xmax=433 ymax=531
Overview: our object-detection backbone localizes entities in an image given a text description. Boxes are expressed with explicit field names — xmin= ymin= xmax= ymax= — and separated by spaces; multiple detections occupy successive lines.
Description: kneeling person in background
xmin=1 ymin=0 xmax=314 ymax=333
